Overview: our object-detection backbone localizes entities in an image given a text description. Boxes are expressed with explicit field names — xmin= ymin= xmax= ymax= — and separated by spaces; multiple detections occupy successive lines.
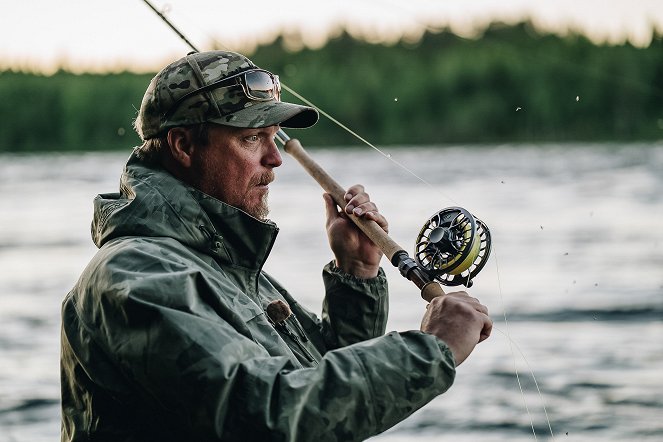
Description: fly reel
xmin=414 ymin=207 xmax=491 ymax=287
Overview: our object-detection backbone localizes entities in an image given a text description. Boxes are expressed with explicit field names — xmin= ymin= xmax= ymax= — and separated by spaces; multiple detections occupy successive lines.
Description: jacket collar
xmin=93 ymin=152 xmax=279 ymax=272
xmin=190 ymin=188 xmax=279 ymax=271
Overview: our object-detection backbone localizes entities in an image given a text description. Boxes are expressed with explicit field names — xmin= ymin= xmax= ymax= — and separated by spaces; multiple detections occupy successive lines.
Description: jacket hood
xmin=91 ymin=152 xmax=279 ymax=269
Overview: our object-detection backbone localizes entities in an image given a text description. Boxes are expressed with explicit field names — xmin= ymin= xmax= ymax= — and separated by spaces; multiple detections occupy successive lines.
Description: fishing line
xmin=492 ymin=246 xmax=547 ymax=441
xmin=493 ymin=247 xmax=536 ymax=439
xmin=281 ymin=85 xmax=460 ymax=206
xmin=142 ymin=1 xmax=551 ymax=439
xmin=493 ymin=325 xmax=556 ymax=440
xmin=351 ymin=2 xmax=563 ymax=437
xmin=146 ymin=1 xmax=461 ymax=205
xmin=344 ymin=2 xmax=555 ymax=437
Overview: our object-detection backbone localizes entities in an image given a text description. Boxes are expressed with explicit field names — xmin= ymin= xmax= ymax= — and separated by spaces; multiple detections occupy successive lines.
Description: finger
xmin=478 ymin=314 xmax=493 ymax=342
xmin=349 ymin=201 xmax=377 ymax=216
xmin=361 ymin=211 xmax=389 ymax=232
xmin=433 ymin=292 xmax=489 ymax=319
xmin=345 ymin=196 xmax=372 ymax=215
xmin=323 ymin=193 xmax=341 ymax=222
xmin=473 ymin=302 xmax=489 ymax=316
xmin=455 ymin=294 xmax=489 ymax=316
xmin=445 ymin=291 xmax=487 ymax=308
xmin=344 ymin=184 xmax=365 ymax=201
xmin=443 ymin=290 xmax=469 ymax=300
xmin=344 ymin=187 xmax=369 ymax=214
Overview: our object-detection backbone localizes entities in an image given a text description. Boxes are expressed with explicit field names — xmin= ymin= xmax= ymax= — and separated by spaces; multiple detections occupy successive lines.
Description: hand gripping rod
xmin=276 ymin=130 xmax=444 ymax=302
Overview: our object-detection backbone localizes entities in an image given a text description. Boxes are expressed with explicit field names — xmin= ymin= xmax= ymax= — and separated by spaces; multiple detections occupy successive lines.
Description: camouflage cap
xmin=135 ymin=50 xmax=319 ymax=140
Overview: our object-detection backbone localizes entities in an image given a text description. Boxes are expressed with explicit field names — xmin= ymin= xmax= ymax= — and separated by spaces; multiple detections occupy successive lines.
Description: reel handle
xmin=281 ymin=136 xmax=446 ymax=301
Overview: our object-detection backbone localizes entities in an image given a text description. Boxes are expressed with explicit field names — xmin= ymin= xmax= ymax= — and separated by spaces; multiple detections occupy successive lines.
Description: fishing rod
xmin=276 ymin=131 xmax=492 ymax=300
xmin=141 ymin=0 xmax=492 ymax=301
xmin=139 ymin=6 xmax=557 ymax=438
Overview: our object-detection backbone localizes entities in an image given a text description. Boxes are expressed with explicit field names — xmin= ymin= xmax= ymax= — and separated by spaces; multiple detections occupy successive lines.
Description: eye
xmin=245 ymin=135 xmax=259 ymax=142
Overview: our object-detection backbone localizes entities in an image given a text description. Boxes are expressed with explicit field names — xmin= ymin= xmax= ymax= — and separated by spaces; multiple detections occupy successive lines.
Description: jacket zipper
xmin=275 ymin=320 xmax=316 ymax=364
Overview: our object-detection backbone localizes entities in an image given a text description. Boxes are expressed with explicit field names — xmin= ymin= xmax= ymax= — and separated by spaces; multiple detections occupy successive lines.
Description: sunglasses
xmin=163 ymin=69 xmax=281 ymax=119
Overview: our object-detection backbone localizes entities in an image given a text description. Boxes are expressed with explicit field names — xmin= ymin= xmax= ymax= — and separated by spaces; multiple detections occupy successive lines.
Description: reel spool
xmin=414 ymin=207 xmax=491 ymax=287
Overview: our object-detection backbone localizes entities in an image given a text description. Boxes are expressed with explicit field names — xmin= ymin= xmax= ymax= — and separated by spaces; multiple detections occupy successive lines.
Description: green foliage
xmin=0 ymin=70 xmax=151 ymax=151
xmin=2 ymin=22 xmax=662 ymax=152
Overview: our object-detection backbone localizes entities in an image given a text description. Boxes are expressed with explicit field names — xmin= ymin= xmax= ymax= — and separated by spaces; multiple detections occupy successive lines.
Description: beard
xmin=242 ymin=191 xmax=270 ymax=220
xmin=188 ymin=153 xmax=274 ymax=220
xmin=204 ymin=172 xmax=273 ymax=220
xmin=238 ymin=171 xmax=274 ymax=220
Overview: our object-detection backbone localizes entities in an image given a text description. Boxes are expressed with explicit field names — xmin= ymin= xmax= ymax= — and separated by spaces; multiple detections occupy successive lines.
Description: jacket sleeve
xmin=66 ymin=252 xmax=455 ymax=442
xmin=320 ymin=261 xmax=389 ymax=349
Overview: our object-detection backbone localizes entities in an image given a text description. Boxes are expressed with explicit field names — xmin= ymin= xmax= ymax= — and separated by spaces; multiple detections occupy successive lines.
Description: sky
xmin=2 ymin=0 xmax=663 ymax=74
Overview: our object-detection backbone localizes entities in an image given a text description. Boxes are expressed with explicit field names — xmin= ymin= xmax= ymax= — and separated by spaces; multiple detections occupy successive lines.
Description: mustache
xmin=250 ymin=171 xmax=275 ymax=187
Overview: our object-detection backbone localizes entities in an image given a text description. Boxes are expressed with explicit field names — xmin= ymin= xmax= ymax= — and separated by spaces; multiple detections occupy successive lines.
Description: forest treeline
xmin=2 ymin=22 xmax=662 ymax=152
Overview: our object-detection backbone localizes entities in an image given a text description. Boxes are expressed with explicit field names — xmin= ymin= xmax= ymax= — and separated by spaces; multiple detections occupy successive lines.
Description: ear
xmin=167 ymin=127 xmax=195 ymax=168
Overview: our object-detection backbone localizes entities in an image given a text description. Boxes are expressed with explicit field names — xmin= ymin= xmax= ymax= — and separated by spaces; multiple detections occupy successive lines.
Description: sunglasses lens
xmin=244 ymin=71 xmax=280 ymax=100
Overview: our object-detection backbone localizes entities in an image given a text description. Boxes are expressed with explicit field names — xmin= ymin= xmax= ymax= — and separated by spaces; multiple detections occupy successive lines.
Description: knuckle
xmin=349 ymin=184 xmax=363 ymax=193
xmin=430 ymin=296 xmax=445 ymax=307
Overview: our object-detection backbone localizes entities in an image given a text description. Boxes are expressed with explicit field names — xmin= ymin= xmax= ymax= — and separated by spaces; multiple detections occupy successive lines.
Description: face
xmin=190 ymin=124 xmax=283 ymax=219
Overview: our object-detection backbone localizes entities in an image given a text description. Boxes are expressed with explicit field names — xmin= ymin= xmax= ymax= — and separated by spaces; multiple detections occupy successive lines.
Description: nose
xmin=263 ymin=130 xmax=283 ymax=168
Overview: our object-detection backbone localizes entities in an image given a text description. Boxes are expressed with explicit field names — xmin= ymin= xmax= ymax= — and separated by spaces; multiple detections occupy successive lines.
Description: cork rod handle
xmin=283 ymin=137 xmax=446 ymax=301
xmin=283 ymin=137 xmax=404 ymax=261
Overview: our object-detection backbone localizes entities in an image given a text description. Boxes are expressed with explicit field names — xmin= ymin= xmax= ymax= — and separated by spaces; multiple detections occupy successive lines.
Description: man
xmin=60 ymin=50 xmax=491 ymax=441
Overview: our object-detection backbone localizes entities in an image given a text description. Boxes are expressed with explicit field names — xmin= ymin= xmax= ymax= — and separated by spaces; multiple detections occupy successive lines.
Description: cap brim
xmin=209 ymin=100 xmax=319 ymax=129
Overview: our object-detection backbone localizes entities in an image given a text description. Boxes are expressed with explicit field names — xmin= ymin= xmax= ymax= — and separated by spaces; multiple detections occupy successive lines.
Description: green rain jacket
xmin=60 ymin=153 xmax=456 ymax=442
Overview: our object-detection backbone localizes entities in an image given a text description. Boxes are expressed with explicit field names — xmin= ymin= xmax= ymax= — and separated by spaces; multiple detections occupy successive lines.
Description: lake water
xmin=1 ymin=143 xmax=661 ymax=441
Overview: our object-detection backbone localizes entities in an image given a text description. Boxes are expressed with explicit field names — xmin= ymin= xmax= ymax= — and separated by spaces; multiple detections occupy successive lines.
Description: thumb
xmin=323 ymin=193 xmax=341 ymax=222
